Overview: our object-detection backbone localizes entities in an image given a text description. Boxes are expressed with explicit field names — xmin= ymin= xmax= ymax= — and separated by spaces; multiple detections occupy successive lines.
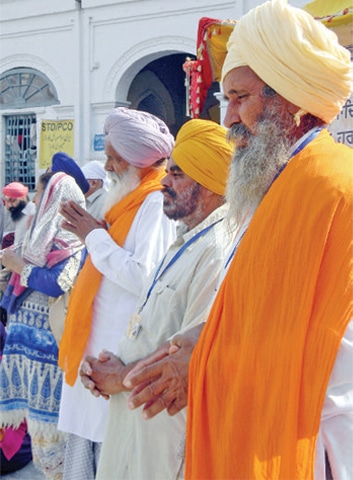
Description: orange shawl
xmin=186 ymin=130 xmax=353 ymax=479
xmin=59 ymin=169 xmax=165 ymax=386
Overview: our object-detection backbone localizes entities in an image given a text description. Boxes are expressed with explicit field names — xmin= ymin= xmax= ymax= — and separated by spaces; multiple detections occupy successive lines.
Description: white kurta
xmin=314 ymin=318 xmax=353 ymax=480
xmin=58 ymin=191 xmax=176 ymax=442
xmin=97 ymin=204 xmax=235 ymax=480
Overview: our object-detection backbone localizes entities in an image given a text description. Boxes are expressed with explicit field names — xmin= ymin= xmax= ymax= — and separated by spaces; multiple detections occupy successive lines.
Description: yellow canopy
xmin=303 ymin=0 xmax=353 ymax=27
xmin=187 ymin=3 xmax=352 ymax=118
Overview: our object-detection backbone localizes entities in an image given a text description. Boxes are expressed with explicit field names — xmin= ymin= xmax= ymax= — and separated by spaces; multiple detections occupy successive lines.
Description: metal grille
xmin=4 ymin=114 xmax=37 ymax=191
xmin=0 ymin=68 xmax=59 ymax=109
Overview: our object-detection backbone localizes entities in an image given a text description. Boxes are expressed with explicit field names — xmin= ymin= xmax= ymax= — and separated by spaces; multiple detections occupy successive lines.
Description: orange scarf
xmin=186 ymin=130 xmax=353 ymax=479
xmin=59 ymin=168 xmax=165 ymax=386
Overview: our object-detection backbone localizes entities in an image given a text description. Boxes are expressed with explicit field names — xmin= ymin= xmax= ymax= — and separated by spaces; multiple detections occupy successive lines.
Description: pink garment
xmin=0 ymin=422 xmax=27 ymax=460
xmin=2 ymin=182 xmax=28 ymax=199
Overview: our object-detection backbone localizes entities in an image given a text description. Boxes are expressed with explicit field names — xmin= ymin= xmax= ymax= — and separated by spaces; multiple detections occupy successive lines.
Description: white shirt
xmin=97 ymin=204 xmax=235 ymax=480
xmin=314 ymin=319 xmax=353 ymax=479
xmin=58 ymin=191 xmax=176 ymax=442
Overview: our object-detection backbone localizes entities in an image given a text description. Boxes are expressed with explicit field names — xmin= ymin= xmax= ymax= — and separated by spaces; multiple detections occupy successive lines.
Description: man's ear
xmin=88 ymin=179 xmax=102 ymax=191
xmin=286 ymin=101 xmax=301 ymax=116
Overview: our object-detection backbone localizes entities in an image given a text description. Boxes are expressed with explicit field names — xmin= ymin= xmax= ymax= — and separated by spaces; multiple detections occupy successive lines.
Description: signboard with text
xmin=328 ymin=95 xmax=353 ymax=147
xmin=39 ymin=119 xmax=74 ymax=169
xmin=94 ymin=134 xmax=105 ymax=151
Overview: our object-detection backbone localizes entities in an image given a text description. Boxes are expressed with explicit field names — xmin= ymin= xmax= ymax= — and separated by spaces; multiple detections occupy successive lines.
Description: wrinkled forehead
xmin=222 ymin=66 xmax=265 ymax=95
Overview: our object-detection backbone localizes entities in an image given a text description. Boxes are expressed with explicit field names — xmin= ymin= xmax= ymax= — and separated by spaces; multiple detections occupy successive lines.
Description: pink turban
xmin=2 ymin=182 xmax=28 ymax=199
xmin=104 ymin=107 xmax=175 ymax=168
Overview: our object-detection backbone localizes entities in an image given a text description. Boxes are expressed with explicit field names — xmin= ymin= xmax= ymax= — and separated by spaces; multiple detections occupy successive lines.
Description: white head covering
xmin=82 ymin=161 xmax=108 ymax=188
xmin=103 ymin=107 xmax=175 ymax=168
xmin=24 ymin=173 xmax=85 ymax=267
xmin=222 ymin=0 xmax=353 ymax=124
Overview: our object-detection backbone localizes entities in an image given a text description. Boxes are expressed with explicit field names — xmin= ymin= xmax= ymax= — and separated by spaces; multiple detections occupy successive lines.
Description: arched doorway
xmin=126 ymin=53 xmax=222 ymax=136
xmin=127 ymin=53 xmax=193 ymax=137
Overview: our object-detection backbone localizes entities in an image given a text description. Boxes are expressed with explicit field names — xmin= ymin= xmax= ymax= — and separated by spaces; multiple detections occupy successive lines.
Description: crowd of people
xmin=0 ymin=0 xmax=352 ymax=479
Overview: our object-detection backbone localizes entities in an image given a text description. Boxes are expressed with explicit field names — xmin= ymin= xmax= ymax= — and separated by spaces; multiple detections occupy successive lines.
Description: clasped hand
xmin=79 ymin=324 xmax=203 ymax=420
xmin=122 ymin=324 xmax=204 ymax=420
xmin=79 ymin=351 xmax=128 ymax=400
xmin=60 ymin=201 xmax=106 ymax=243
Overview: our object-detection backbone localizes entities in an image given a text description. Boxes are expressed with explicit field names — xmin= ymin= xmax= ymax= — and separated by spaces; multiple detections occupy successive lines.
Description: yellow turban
xmin=222 ymin=0 xmax=353 ymax=124
xmin=172 ymin=119 xmax=234 ymax=196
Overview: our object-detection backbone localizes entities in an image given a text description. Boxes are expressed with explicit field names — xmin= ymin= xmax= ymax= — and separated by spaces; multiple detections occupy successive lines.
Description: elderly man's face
xmin=161 ymin=157 xmax=202 ymax=222
xmin=222 ymin=66 xmax=272 ymax=148
xmin=104 ymin=139 xmax=130 ymax=178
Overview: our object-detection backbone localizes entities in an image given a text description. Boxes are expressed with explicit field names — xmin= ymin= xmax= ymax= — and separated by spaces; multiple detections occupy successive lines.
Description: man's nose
xmin=223 ymin=102 xmax=241 ymax=129
xmin=104 ymin=159 xmax=112 ymax=171
xmin=161 ymin=174 xmax=172 ymax=188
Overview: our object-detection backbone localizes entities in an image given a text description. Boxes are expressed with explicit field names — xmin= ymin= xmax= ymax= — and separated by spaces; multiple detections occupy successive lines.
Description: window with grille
xmin=0 ymin=67 xmax=59 ymax=109
xmin=1 ymin=68 xmax=60 ymax=191
xmin=5 ymin=114 xmax=37 ymax=191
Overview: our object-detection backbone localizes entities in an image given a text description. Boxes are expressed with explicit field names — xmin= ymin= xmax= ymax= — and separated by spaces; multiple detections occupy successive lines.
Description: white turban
xmin=222 ymin=0 xmax=353 ymax=124
xmin=103 ymin=107 xmax=175 ymax=167
xmin=82 ymin=161 xmax=108 ymax=188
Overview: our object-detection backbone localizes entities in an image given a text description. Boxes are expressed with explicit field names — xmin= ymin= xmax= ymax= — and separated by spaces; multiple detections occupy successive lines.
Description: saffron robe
xmin=186 ymin=129 xmax=353 ymax=479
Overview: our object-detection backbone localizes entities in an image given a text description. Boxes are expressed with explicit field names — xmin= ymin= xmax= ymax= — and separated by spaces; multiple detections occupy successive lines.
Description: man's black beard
xmin=162 ymin=183 xmax=202 ymax=222
xmin=9 ymin=201 xmax=27 ymax=221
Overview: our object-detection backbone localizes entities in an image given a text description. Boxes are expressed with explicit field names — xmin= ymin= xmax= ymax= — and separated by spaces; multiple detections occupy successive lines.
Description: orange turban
xmin=172 ymin=119 xmax=234 ymax=196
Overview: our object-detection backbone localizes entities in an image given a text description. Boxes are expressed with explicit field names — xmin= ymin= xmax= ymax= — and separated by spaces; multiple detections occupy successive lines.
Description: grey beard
xmin=226 ymin=116 xmax=291 ymax=225
xmin=102 ymin=167 xmax=140 ymax=215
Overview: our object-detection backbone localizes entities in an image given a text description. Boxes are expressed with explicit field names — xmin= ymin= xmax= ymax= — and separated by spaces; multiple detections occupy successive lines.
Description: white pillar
xmin=214 ymin=90 xmax=228 ymax=127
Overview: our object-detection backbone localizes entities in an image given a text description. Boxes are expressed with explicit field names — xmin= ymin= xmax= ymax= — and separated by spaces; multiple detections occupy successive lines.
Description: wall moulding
xmin=0 ymin=54 xmax=64 ymax=98
xmin=103 ymin=36 xmax=195 ymax=101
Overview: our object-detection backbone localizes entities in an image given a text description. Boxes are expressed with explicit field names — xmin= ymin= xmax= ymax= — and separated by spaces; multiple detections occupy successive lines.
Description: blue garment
xmin=1 ymin=248 xmax=88 ymax=314
xmin=52 ymin=152 xmax=90 ymax=194
xmin=0 ymin=249 xmax=86 ymax=429
xmin=0 ymin=322 xmax=32 ymax=474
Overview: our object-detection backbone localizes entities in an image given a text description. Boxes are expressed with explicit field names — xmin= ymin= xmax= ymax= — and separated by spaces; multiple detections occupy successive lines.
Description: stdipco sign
xmin=39 ymin=119 xmax=74 ymax=169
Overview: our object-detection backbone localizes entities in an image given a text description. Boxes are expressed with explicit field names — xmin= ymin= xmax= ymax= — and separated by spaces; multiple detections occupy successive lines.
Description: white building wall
xmin=0 ymin=0 xmax=309 ymax=186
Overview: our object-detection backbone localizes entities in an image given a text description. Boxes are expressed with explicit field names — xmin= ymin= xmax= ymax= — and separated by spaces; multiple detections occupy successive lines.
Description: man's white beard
xmin=226 ymin=112 xmax=291 ymax=225
xmin=102 ymin=166 xmax=140 ymax=215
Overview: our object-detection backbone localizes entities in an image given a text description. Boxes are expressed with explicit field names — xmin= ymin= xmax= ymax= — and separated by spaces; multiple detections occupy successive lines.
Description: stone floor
xmin=1 ymin=461 xmax=45 ymax=479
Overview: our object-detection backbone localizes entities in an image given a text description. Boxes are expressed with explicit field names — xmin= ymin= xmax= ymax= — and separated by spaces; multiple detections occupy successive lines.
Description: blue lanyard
xmin=270 ymin=127 xmax=323 ymax=187
xmin=139 ymin=219 xmax=222 ymax=311
xmin=224 ymin=127 xmax=323 ymax=269
xmin=290 ymin=126 xmax=322 ymax=158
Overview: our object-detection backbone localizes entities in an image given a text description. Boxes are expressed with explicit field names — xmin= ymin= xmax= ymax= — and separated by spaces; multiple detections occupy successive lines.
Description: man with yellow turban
xmin=123 ymin=1 xmax=353 ymax=479
xmin=78 ymin=118 xmax=236 ymax=480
